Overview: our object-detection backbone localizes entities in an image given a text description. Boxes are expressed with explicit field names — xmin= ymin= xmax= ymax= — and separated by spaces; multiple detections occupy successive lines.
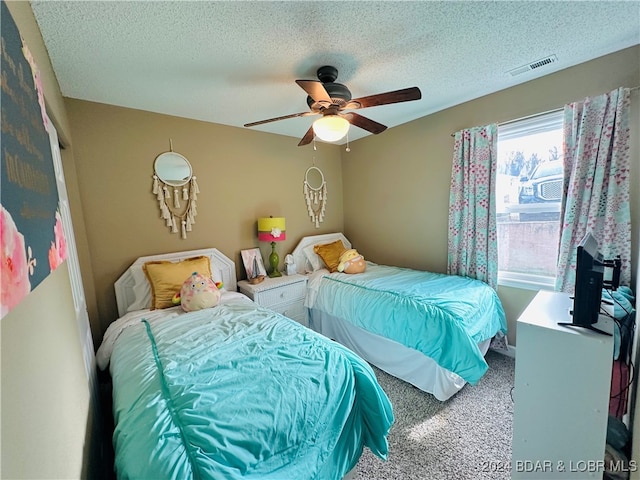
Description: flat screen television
xmin=558 ymin=232 xmax=610 ymax=336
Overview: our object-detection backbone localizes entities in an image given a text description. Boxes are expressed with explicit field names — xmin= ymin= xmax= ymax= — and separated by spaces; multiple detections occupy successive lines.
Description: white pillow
xmin=303 ymin=245 xmax=323 ymax=272
xmin=126 ymin=267 xmax=152 ymax=312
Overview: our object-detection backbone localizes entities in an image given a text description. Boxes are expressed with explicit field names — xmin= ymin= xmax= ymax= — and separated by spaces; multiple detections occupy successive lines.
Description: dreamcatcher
xmin=303 ymin=166 xmax=327 ymax=228
xmin=151 ymin=146 xmax=199 ymax=239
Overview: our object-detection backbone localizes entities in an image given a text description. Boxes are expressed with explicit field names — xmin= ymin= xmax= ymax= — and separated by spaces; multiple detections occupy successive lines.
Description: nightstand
xmin=238 ymin=274 xmax=308 ymax=327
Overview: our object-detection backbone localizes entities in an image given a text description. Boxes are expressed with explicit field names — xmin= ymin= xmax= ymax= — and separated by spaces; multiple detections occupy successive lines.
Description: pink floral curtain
xmin=447 ymin=124 xmax=499 ymax=289
xmin=556 ymin=87 xmax=632 ymax=292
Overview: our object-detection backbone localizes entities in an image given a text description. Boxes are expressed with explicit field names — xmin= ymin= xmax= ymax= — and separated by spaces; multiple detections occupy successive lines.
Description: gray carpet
xmin=353 ymin=350 xmax=515 ymax=480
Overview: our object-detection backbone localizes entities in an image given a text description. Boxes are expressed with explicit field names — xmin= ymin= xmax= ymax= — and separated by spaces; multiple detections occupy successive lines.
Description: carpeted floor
xmin=352 ymin=350 xmax=515 ymax=480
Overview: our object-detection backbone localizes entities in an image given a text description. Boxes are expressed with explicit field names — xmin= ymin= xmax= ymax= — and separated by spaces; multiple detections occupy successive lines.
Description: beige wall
xmin=345 ymin=45 xmax=640 ymax=346
xmin=1 ymin=268 xmax=90 ymax=478
xmin=64 ymin=99 xmax=344 ymax=339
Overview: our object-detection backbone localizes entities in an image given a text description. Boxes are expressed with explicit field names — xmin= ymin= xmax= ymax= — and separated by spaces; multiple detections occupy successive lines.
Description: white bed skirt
xmin=309 ymin=308 xmax=491 ymax=401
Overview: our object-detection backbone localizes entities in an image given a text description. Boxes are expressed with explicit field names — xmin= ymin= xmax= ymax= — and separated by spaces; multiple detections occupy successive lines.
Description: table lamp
xmin=258 ymin=216 xmax=286 ymax=277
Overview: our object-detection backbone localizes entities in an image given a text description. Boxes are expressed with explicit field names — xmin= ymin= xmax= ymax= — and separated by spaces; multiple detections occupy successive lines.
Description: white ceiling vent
xmin=508 ymin=55 xmax=558 ymax=77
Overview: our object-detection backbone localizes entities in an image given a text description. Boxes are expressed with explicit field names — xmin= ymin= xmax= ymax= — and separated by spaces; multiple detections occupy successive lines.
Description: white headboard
xmin=114 ymin=248 xmax=237 ymax=317
xmin=290 ymin=233 xmax=351 ymax=274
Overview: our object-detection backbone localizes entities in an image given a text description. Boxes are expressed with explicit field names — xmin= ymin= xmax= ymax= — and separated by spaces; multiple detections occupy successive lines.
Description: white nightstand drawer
xmin=237 ymin=274 xmax=308 ymax=327
xmin=272 ymin=301 xmax=307 ymax=327
xmin=254 ymin=280 xmax=306 ymax=308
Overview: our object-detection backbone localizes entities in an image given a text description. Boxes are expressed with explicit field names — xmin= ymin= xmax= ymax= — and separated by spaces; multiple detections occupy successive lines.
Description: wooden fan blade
xmin=296 ymin=80 xmax=332 ymax=103
xmin=244 ymin=111 xmax=314 ymax=128
xmin=347 ymin=86 xmax=421 ymax=110
xmin=298 ymin=126 xmax=315 ymax=146
xmin=342 ymin=112 xmax=387 ymax=134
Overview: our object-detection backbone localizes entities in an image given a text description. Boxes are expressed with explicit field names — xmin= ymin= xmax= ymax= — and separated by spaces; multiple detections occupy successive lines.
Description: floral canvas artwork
xmin=1 ymin=206 xmax=31 ymax=317
xmin=1 ymin=2 xmax=67 ymax=319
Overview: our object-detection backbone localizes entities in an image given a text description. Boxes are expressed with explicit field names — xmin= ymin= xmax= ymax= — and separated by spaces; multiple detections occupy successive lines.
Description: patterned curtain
xmin=556 ymin=87 xmax=632 ymax=292
xmin=447 ymin=124 xmax=499 ymax=289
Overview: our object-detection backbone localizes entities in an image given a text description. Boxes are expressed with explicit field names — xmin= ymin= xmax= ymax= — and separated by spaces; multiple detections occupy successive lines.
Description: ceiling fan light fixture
xmin=313 ymin=115 xmax=350 ymax=142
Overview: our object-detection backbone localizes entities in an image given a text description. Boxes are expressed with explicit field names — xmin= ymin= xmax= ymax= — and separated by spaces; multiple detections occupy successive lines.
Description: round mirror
xmin=154 ymin=152 xmax=192 ymax=187
xmin=305 ymin=166 xmax=325 ymax=190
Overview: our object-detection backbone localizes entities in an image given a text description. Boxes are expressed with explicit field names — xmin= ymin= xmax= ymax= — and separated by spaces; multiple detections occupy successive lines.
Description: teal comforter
xmin=109 ymin=302 xmax=393 ymax=480
xmin=313 ymin=264 xmax=507 ymax=385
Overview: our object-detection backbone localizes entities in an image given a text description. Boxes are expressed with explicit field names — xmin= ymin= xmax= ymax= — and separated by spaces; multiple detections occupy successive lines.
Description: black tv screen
xmin=571 ymin=232 xmax=605 ymax=330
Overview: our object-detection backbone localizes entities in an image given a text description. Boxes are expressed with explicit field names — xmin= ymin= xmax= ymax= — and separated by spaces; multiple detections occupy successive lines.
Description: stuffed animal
xmin=337 ymin=249 xmax=366 ymax=274
xmin=179 ymin=272 xmax=222 ymax=312
xmin=173 ymin=279 xmax=223 ymax=305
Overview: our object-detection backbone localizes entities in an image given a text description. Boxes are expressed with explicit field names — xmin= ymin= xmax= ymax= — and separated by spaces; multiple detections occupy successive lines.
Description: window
xmin=496 ymin=110 xmax=564 ymax=289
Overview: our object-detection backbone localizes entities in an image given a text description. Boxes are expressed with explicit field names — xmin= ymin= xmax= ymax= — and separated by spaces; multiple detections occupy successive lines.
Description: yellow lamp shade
xmin=313 ymin=115 xmax=350 ymax=142
xmin=258 ymin=217 xmax=286 ymax=242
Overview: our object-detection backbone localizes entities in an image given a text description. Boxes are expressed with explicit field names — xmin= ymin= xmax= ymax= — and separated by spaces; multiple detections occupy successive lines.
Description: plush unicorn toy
xmin=178 ymin=272 xmax=221 ymax=312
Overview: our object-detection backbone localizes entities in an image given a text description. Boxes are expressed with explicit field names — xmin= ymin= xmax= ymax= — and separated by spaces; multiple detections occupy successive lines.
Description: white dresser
xmin=238 ymin=274 xmax=308 ymax=327
xmin=511 ymin=290 xmax=614 ymax=478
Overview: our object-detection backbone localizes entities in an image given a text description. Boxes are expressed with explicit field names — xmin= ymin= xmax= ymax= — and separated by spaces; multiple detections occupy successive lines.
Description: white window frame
xmin=496 ymin=109 xmax=563 ymax=291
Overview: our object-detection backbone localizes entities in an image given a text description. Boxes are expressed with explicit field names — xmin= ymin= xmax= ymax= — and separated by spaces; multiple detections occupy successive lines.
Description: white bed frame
xmin=291 ymin=233 xmax=490 ymax=401
xmin=114 ymin=248 xmax=237 ymax=317
xmin=291 ymin=232 xmax=351 ymax=274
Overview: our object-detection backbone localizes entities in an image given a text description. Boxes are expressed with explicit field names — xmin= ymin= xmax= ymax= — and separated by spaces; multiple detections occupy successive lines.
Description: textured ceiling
xmin=30 ymin=1 xmax=640 ymax=145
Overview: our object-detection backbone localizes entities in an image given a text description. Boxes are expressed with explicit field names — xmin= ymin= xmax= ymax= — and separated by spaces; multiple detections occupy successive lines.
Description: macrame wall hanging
xmin=303 ymin=165 xmax=327 ymax=228
xmin=151 ymin=143 xmax=199 ymax=239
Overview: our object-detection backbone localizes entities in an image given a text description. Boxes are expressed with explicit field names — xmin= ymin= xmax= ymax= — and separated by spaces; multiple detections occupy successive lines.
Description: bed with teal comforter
xmin=102 ymin=298 xmax=393 ymax=480
xmin=310 ymin=264 xmax=507 ymax=388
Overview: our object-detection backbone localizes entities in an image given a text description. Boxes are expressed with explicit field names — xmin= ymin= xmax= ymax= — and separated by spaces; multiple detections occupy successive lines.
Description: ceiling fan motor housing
xmin=306 ymin=82 xmax=352 ymax=107
xmin=306 ymin=65 xmax=353 ymax=107
xmin=317 ymin=65 xmax=339 ymax=83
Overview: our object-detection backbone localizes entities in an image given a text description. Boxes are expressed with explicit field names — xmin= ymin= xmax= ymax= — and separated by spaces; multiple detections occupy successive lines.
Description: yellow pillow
xmin=314 ymin=240 xmax=347 ymax=273
xmin=143 ymin=256 xmax=212 ymax=309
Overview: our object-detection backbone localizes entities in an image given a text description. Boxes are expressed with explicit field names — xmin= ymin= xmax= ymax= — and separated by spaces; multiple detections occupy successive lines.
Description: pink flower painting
xmin=2 ymin=11 xmax=66 ymax=318
xmin=48 ymin=210 xmax=67 ymax=271
xmin=21 ymin=42 xmax=49 ymax=130
xmin=1 ymin=205 xmax=31 ymax=319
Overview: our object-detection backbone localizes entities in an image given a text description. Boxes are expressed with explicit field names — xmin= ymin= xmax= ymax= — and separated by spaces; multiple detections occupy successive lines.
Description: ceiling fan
xmin=244 ymin=66 xmax=422 ymax=146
